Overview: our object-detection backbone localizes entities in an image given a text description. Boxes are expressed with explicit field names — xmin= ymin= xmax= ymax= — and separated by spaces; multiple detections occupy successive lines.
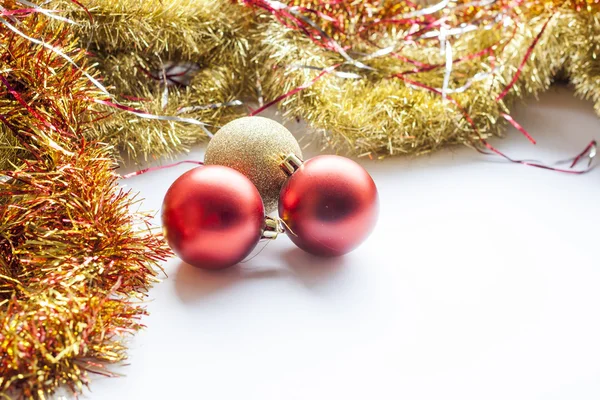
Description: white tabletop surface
xmin=86 ymin=85 xmax=600 ymax=400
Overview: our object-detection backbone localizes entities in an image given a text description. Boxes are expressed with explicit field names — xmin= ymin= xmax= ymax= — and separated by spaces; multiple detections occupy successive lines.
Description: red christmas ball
xmin=162 ymin=165 xmax=265 ymax=269
xmin=279 ymin=155 xmax=379 ymax=257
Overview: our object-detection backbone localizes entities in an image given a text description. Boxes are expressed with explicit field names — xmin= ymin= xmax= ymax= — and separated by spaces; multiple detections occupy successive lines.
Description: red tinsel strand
xmin=392 ymin=74 xmax=596 ymax=174
xmin=501 ymin=113 xmax=536 ymax=145
xmin=121 ymin=161 xmax=204 ymax=179
xmin=496 ymin=14 xmax=554 ymax=101
xmin=249 ymin=64 xmax=342 ymax=116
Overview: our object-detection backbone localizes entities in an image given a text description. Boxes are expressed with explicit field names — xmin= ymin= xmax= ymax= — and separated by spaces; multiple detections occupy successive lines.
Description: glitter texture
xmin=204 ymin=117 xmax=303 ymax=213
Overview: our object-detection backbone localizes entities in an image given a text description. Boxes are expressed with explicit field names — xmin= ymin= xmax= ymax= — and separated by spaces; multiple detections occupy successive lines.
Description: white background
xmin=87 ymin=86 xmax=600 ymax=400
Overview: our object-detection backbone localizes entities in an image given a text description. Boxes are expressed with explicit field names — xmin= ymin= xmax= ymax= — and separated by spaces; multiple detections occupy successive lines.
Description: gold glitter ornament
xmin=204 ymin=116 xmax=302 ymax=213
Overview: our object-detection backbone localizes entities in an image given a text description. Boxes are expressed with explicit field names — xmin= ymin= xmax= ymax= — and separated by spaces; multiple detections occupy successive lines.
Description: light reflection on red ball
xmin=162 ymin=166 xmax=265 ymax=269
xmin=279 ymin=155 xmax=379 ymax=256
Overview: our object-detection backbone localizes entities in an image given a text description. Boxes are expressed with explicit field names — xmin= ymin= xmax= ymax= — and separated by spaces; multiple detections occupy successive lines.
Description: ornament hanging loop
xmin=261 ymin=216 xmax=284 ymax=240
xmin=280 ymin=153 xmax=303 ymax=176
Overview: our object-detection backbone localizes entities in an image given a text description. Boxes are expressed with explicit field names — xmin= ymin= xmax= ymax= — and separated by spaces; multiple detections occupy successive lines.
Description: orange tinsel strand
xmin=0 ymin=4 xmax=171 ymax=399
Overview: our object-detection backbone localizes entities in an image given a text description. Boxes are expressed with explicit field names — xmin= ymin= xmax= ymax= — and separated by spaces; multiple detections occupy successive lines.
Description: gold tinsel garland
xmin=0 ymin=4 xmax=170 ymax=398
xmin=22 ymin=0 xmax=597 ymax=162
xmin=252 ymin=0 xmax=600 ymax=156
xmin=47 ymin=0 xmax=253 ymax=162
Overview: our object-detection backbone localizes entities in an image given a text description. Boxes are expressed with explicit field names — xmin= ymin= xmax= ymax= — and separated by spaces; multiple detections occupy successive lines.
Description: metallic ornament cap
xmin=261 ymin=216 xmax=284 ymax=240
xmin=280 ymin=153 xmax=304 ymax=176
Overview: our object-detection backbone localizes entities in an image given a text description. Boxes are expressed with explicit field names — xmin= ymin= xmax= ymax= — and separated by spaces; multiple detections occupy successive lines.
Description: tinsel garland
xmin=250 ymin=0 xmax=600 ymax=156
xmin=19 ymin=0 xmax=598 ymax=162
xmin=47 ymin=0 xmax=253 ymax=162
xmin=0 ymin=4 xmax=170 ymax=398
